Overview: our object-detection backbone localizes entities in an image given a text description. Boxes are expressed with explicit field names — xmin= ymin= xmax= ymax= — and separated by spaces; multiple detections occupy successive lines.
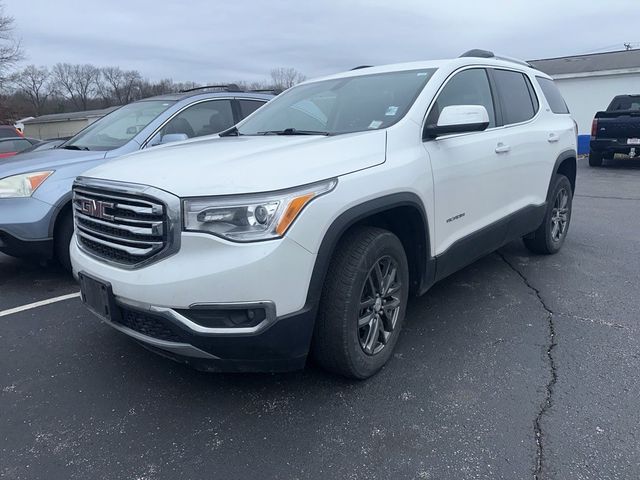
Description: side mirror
xmin=160 ymin=133 xmax=189 ymax=145
xmin=424 ymin=105 xmax=490 ymax=139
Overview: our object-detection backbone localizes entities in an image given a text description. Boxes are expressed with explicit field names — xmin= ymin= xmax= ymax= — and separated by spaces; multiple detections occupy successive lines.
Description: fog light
xmin=176 ymin=307 xmax=267 ymax=328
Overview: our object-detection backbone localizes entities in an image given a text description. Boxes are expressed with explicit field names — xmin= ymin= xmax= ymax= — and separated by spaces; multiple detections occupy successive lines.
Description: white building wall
xmin=24 ymin=118 xmax=91 ymax=140
xmin=555 ymin=72 xmax=640 ymax=134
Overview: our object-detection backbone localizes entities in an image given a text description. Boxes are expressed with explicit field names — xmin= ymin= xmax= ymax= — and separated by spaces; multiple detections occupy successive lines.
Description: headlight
xmin=183 ymin=178 xmax=337 ymax=241
xmin=0 ymin=171 xmax=54 ymax=198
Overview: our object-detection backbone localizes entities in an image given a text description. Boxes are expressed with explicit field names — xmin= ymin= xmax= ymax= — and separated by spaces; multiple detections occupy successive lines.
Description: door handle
xmin=548 ymin=133 xmax=560 ymax=143
xmin=495 ymin=143 xmax=511 ymax=154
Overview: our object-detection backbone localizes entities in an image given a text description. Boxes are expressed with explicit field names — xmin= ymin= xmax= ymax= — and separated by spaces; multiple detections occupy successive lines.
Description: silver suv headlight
xmin=182 ymin=178 xmax=337 ymax=242
xmin=0 ymin=171 xmax=54 ymax=198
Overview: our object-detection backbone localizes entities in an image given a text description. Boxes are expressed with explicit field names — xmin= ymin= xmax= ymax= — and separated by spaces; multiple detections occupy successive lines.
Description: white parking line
xmin=0 ymin=292 xmax=81 ymax=318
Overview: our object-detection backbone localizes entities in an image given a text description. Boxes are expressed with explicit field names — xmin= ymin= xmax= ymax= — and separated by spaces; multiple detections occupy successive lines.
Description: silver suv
xmin=0 ymin=86 xmax=273 ymax=269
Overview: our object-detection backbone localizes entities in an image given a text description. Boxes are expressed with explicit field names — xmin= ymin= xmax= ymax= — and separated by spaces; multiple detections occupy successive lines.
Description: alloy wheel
xmin=551 ymin=187 xmax=570 ymax=242
xmin=357 ymin=256 xmax=403 ymax=355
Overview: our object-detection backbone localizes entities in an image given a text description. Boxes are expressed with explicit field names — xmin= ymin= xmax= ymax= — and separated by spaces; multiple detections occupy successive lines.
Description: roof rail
xmin=180 ymin=84 xmax=243 ymax=93
xmin=249 ymin=88 xmax=283 ymax=95
xmin=459 ymin=49 xmax=532 ymax=68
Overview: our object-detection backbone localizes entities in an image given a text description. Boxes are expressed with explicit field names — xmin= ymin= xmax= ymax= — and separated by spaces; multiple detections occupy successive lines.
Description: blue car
xmin=0 ymin=86 xmax=273 ymax=269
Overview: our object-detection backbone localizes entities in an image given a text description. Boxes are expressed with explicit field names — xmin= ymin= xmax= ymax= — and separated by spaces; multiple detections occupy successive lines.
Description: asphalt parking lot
xmin=1 ymin=157 xmax=639 ymax=480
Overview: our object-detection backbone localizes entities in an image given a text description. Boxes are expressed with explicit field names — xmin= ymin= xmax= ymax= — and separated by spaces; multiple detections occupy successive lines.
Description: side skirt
xmin=432 ymin=204 xmax=547 ymax=284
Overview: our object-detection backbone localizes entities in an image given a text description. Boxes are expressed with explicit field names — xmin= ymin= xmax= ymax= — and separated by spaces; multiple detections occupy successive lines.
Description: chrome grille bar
xmin=73 ymin=208 xmax=164 ymax=236
xmin=72 ymin=177 xmax=181 ymax=268
xmin=76 ymin=230 xmax=157 ymax=256
xmin=76 ymin=224 xmax=164 ymax=247
xmin=74 ymin=188 xmax=164 ymax=208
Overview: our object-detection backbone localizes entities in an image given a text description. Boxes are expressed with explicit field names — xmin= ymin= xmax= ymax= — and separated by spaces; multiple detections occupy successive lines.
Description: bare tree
xmin=137 ymin=78 xmax=178 ymax=99
xmin=234 ymin=79 xmax=272 ymax=91
xmin=174 ymin=80 xmax=200 ymax=92
xmin=52 ymin=63 xmax=101 ymax=110
xmin=269 ymin=67 xmax=306 ymax=91
xmin=100 ymin=66 xmax=142 ymax=105
xmin=11 ymin=65 xmax=52 ymax=115
xmin=0 ymin=1 xmax=23 ymax=89
xmin=249 ymin=80 xmax=272 ymax=90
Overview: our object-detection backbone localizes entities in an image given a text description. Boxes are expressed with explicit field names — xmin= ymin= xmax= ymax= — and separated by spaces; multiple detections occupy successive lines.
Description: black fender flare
xmin=548 ymin=149 xmax=577 ymax=200
xmin=47 ymin=192 xmax=73 ymax=238
xmin=303 ymin=192 xmax=432 ymax=311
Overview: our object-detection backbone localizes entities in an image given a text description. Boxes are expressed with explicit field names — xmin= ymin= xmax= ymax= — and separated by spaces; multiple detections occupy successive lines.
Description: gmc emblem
xmin=79 ymin=199 xmax=114 ymax=221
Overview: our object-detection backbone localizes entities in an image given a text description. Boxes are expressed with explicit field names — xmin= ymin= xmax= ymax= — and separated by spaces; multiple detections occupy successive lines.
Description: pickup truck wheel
xmin=523 ymin=175 xmax=572 ymax=255
xmin=588 ymin=150 xmax=603 ymax=167
xmin=54 ymin=210 xmax=74 ymax=272
xmin=312 ymin=227 xmax=409 ymax=379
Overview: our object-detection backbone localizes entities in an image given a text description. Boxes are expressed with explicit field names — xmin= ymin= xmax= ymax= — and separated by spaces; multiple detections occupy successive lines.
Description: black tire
xmin=523 ymin=175 xmax=573 ymax=255
xmin=311 ymin=226 xmax=409 ymax=379
xmin=589 ymin=150 xmax=603 ymax=167
xmin=54 ymin=210 xmax=74 ymax=272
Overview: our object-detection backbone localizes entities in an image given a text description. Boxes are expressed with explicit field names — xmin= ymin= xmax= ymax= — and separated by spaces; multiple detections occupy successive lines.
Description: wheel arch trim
xmin=303 ymin=192 xmax=432 ymax=311
xmin=47 ymin=192 xmax=73 ymax=238
xmin=549 ymin=149 xmax=577 ymax=199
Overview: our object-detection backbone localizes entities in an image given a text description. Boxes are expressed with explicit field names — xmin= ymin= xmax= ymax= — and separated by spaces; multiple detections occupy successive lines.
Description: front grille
xmin=73 ymin=184 xmax=170 ymax=266
xmin=115 ymin=308 xmax=182 ymax=342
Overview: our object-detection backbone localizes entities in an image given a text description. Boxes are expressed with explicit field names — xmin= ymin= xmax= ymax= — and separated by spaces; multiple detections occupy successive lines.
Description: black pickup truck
xmin=590 ymin=95 xmax=640 ymax=166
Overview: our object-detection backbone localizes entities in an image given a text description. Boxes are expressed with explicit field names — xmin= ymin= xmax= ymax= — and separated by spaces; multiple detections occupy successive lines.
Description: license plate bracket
xmin=78 ymin=272 xmax=120 ymax=322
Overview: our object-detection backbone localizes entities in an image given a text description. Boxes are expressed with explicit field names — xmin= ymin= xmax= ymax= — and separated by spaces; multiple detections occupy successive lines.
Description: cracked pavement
xmin=497 ymin=251 xmax=557 ymax=480
xmin=1 ymin=157 xmax=639 ymax=479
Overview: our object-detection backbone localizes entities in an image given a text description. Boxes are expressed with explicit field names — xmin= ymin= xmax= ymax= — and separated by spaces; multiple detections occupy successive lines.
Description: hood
xmin=0 ymin=148 xmax=107 ymax=179
xmin=83 ymin=131 xmax=387 ymax=196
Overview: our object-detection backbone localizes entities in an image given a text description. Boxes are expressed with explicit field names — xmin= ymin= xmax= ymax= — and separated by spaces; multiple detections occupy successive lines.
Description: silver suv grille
xmin=72 ymin=179 xmax=180 ymax=268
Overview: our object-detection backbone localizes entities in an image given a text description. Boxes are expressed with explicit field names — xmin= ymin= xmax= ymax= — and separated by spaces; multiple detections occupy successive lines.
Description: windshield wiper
xmin=219 ymin=126 xmax=244 ymax=137
xmin=256 ymin=128 xmax=330 ymax=136
xmin=61 ymin=145 xmax=90 ymax=151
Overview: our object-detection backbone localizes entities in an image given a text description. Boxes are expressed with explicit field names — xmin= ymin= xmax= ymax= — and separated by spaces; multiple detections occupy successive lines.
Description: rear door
xmin=489 ymin=68 xmax=550 ymax=208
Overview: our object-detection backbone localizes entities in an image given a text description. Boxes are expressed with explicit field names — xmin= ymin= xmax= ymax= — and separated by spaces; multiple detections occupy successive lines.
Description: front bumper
xmin=71 ymin=232 xmax=319 ymax=371
xmin=98 ymin=297 xmax=315 ymax=372
xmin=0 ymin=197 xmax=56 ymax=259
xmin=0 ymin=230 xmax=53 ymax=259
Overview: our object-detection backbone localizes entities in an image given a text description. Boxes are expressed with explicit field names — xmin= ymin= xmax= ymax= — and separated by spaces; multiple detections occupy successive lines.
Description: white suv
xmin=70 ymin=50 xmax=577 ymax=379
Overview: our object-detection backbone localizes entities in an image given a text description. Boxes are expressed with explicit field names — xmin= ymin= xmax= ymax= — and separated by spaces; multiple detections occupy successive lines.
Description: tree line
xmin=0 ymin=3 xmax=305 ymax=123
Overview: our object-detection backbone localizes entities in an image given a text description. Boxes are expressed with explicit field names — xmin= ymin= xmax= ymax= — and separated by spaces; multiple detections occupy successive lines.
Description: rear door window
xmin=493 ymin=70 xmax=538 ymax=124
xmin=238 ymin=100 xmax=266 ymax=119
xmin=536 ymin=77 xmax=570 ymax=114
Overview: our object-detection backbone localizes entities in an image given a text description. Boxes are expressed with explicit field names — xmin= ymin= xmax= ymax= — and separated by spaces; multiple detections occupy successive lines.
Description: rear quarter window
xmin=536 ymin=77 xmax=570 ymax=114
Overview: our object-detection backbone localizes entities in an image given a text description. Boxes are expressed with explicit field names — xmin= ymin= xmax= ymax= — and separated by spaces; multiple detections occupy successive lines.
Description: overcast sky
xmin=6 ymin=0 xmax=637 ymax=83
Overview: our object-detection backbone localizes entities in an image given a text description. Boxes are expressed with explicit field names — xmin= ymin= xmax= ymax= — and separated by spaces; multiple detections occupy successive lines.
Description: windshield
xmin=236 ymin=69 xmax=437 ymax=136
xmin=62 ymin=100 xmax=175 ymax=151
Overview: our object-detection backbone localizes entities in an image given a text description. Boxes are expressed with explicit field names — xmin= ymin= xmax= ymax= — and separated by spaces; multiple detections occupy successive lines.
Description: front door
xmin=423 ymin=67 xmax=510 ymax=265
